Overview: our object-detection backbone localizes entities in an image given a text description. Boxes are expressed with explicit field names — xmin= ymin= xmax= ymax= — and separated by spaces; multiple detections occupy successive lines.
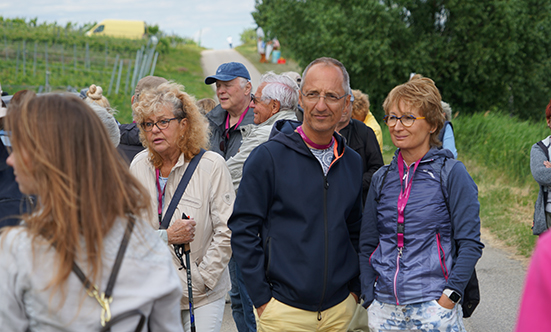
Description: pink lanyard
xmin=155 ymin=169 xmax=166 ymax=225
xmin=297 ymin=125 xmax=334 ymax=150
xmin=396 ymin=152 xmax=421 ymax=252
xmin=224 ymin=107 xmax=249 ymax=139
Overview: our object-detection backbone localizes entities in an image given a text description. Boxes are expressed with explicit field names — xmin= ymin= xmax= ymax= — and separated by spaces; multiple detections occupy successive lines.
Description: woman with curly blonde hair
xmin=0 ymin=94 xmax=184 ymax=331
xmin=130 ymin=82 xmax=234 ymax=332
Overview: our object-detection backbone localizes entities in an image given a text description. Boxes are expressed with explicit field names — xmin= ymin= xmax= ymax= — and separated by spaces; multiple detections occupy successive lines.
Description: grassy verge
xmin=115 ymin=44 xmax=214 ymax=123
xmin=235 ymin=42 xmax=302 ymax=75
xmin=380 ymin=116 xmax=539 ymax=257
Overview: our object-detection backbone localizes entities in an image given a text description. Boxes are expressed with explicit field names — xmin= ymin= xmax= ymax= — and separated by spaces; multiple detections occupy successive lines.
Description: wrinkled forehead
xmin=302 ymin=63 xmax=345 ymax=93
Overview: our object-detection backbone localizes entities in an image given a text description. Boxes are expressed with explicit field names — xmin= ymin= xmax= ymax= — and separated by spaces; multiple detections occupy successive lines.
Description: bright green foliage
xmin=240 ymin=28 xmax=257 ymax=44
xmin=253 ymin=0 xmax=551 ymax=120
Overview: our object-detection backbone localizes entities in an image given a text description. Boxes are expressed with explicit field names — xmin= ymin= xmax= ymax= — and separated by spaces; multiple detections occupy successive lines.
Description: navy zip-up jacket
xmin=229 ymin=120 xmax=363 ymax=312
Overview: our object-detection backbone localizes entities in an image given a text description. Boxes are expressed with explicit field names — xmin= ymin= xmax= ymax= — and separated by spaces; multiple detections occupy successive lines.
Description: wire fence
xmin=1 ymin=37 xmax=159 ymax=97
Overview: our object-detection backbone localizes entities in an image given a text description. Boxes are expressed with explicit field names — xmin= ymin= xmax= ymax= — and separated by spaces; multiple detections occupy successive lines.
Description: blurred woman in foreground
xmin=0 ymin=94 xmax=183 ymax=331
xmin=359 ymin=77 xmax=483 ymax=331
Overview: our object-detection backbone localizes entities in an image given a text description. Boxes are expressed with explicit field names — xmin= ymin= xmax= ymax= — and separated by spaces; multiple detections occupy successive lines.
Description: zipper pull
xmin=398 ymin=247 xmax=403 ymax=257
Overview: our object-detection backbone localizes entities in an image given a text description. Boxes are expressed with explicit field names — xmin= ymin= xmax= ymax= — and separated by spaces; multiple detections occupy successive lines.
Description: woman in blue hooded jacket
xmin=359 ymin=76 xmax=483 ymax=331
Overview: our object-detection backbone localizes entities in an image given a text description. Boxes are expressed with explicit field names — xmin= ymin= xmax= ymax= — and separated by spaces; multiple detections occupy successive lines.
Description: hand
xmin=351 ymin=292 xmax=359 ymax=303
xmin=256 ymin=302 xmax=269 ymax=318
xmin=437 ymin=293 xmax=455 ymax=310
xmin=544 ymin=161 xmax=551 ymax=168
xmin=167 ymin=217 xmax=196 ymax=245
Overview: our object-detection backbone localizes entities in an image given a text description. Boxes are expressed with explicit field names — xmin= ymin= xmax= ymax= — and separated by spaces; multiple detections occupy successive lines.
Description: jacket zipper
xmin=393 ymin=248 xmax=402 ymax=305
xmin=317 ymin=175 xmax=329 ymax=321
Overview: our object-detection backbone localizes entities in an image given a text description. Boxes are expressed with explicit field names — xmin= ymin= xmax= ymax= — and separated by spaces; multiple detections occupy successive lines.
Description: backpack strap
xmin=72 ymin=215 xmax=137 ymax=329
xmin=159 ymin=149 xmax=206 ymax=230
xmin=537 ymin=140 xmax=550 ymax=160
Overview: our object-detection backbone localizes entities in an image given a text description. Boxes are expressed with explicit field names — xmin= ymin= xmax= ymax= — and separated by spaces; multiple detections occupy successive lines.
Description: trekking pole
xmin=184 ymin=242 xmax=196 ymax=332
xmin=173 ymin=213 xmax=196 ymax=332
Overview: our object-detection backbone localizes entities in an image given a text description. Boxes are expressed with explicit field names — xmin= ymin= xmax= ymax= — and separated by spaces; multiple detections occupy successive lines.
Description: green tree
xmin=252 ymin=0 xmax=551 ymax=119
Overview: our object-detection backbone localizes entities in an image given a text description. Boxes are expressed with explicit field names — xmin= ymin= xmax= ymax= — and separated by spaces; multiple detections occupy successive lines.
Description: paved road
xmin=202 ymin=49 xmax=529 ymax=332
xmin=201 ymin=49 xmax=262 ymax=100
xmin=462 ymin=232 xmax=528 ymax=332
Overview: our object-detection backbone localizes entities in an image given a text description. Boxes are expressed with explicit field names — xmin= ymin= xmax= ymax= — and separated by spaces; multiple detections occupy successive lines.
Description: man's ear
xmin=271 ymin=100 xmax=281 ymax=115
xmin=245 ymin=81 xmax=252 ymax=96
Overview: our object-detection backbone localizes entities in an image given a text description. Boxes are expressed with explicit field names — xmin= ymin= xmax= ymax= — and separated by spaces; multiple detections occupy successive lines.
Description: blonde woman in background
xmin=351 ymin=89 xmax=383 ymax=151
xmin=130 ymin=82 xmax=234 ymax=332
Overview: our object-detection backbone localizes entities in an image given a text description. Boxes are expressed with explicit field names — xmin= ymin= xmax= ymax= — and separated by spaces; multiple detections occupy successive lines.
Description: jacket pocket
xmin=436 ymin=233 xmax=449 ymax=281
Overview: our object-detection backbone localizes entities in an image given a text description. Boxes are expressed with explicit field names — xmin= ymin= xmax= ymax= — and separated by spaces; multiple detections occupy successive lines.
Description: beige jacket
xmin=130 ymin=150 xmax=234 ymax=309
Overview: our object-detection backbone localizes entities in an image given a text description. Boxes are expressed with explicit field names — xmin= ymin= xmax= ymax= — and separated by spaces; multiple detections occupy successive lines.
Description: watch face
xmin=449 ymin=291 xmax=461 ymax=303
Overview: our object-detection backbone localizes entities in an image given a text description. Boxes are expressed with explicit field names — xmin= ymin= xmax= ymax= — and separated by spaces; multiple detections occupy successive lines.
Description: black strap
xmin=72 ymin=217 xmax=135 ymax=291
xmin=159 ymin=149 xmax=206 ymax=230
xmin=72 ymin=215 xmax=136 ymax=330
xmin=537 ymin=140 xmax=549 ymax=160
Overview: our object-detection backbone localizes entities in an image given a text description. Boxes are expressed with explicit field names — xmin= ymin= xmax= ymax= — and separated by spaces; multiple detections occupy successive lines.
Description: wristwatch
xmin=443 ymin=289 xmax=461 ymax=304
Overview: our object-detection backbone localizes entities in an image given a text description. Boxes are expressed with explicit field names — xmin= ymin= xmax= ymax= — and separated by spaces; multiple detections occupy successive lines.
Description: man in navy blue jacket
xmin=229 ymin=57 xmax=363 ymax=331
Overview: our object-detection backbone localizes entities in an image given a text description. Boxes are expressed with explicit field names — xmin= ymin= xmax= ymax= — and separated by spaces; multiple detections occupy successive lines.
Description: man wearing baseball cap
xmin=206 ymin=63 xmax=256 ymax=332
xmin=205 ymin=62 xmax=255 ymax=160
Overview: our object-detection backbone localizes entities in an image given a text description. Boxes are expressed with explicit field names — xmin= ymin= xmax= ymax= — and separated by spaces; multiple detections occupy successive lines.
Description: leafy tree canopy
xmin=253 ymin=0 xmax=551 ymax=120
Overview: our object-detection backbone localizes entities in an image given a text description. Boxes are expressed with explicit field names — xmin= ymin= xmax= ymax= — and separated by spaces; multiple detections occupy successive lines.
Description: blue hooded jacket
xmin=360 ymin=148 xmax=483 ymax=306
xmin=229 ymin=120 xmax=363 ymax=312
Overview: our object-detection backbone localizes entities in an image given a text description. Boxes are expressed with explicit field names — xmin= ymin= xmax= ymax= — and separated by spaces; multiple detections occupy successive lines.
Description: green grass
xmin=380 ymin=115 xmax=541 ymax=257
xmin=115 ymin=44 xmax=214 ymax=123
xmin=235 ymin=42 xmax=302 ymax=75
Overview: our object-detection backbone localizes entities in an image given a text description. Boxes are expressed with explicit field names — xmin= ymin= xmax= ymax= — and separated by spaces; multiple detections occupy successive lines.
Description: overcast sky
xmin=0 ymin=0 xmax=257 ymax=50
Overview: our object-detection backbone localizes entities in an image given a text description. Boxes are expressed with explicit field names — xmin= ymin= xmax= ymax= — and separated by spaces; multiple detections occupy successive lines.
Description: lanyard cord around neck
xmin=396 ymin=152 xmax=421 ymax=253
xmin=155 ymin=169 xmax=166 ymax=225
xmin=297 ymin=125 xmax=335 ymax=150
xmin=224 ymin=107 xmax=249 ymax=139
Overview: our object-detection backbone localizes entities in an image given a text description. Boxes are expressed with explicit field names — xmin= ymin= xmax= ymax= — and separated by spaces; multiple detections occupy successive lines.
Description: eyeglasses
xmin=141 ymin=118 xmax=179 ymax=132
xmin=219 ymin=127 xmax=230 ymax=153
xmin=300 ymin=90 xmax=348 ymax=106
xmin=251 ymin=94 xmax=261 ymax=105
xmin=383 ymin=115 xmax=426 ymax=127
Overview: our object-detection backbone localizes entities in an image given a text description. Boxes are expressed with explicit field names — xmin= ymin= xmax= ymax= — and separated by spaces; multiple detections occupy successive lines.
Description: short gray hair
xmin=441 ymin=101 xmax=452 ymax=121
xmin=259 ymin=71 xmax=299 ymax=110
xmin=300 ymin=57 xmax=350 ymax=95
xmin=87 ymin=102 xmax=120 ymax=147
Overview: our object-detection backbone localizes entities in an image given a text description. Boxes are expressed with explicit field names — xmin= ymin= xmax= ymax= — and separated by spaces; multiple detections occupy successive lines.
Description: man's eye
xmin=326 ymin=94 xmax=339 ymax=101
xmin=306 ymin=92 xmax=319 ymax=98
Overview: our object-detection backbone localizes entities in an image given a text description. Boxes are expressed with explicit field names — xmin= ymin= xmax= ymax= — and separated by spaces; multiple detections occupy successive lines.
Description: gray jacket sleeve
xmin=531 ymin=143 xmax=551 ymax=187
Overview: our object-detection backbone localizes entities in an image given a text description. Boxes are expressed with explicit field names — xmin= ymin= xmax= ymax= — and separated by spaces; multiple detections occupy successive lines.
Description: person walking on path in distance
xmin=226 ymin=71 xmax=298 ymax=191
xmin=205 ymin=62 xmax=257 ymax=332
xmin=0 ymin=93 xmax=184 ymax=331
xmin=229 ymin=57 xmax=363 ymax=331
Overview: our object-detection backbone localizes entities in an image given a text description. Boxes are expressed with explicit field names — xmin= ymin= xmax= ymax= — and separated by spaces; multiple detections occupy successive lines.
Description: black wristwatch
xmin=443 ymin=289 xmax=461 ymax=304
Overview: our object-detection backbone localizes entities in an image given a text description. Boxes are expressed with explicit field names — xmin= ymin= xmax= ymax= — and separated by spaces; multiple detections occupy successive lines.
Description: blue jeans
xmin=229 ymin=256 xmax=256 ymax=332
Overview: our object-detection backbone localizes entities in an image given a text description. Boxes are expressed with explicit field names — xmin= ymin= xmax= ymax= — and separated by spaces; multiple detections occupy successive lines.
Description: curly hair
xmin=132 ymin=82 xmax=210 ymax=168
xmin=351 ymin=89 xmax=370 ymax=122
xmin=383 ymin=76 xmax=444 ymax=147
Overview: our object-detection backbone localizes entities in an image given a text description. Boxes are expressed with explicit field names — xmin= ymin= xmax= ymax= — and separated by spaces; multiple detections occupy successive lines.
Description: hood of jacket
xmin=269 ymin=119 xmax=348 ymax=158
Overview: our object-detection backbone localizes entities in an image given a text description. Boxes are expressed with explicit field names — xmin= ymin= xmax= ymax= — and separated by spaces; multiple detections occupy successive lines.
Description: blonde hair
xmin=196 ymin=98 xmax=217 ymax=115
xmin=383 ymin=76 xmax=444 ymax=147
xmin=132 ymin=82 xmax=210 ymax=168
xmin=351 ymin=89 xmax=370 ymax=122
xmin=4 ymin=94 xmax=149 ymax=299
xmin=86 ymin=84 xmax=116 ymax=115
